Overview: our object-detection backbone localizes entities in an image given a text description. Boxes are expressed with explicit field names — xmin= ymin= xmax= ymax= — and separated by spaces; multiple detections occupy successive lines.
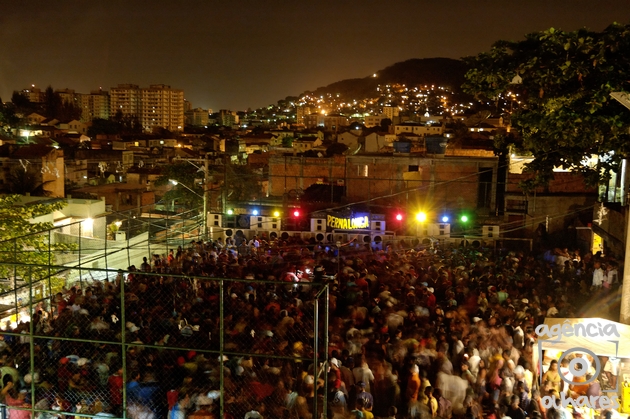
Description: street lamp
xmin=169 ymin=179 xmax=207 ymax=238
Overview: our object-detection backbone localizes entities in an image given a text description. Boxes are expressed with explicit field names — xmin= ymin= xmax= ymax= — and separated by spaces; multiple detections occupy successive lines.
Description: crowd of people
xmin=0 ymin=235 xmax=625 ymax=419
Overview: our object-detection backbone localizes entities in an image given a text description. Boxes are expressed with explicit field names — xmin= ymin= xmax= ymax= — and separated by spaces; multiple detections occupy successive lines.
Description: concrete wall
xmin=506 ymin=172 xmax=596 ymax=194
xmin=505 ymin=195 xmax=596 ymax=240
xmin=268 ymin=154 xmax=498 ymax=210
xmin=269 ymin=155 xmax=346 ymax=196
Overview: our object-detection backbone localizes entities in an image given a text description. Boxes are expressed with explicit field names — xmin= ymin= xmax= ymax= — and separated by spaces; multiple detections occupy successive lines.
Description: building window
xmin=358 ymin=165 xmax=368 ymax=177
xmin=408 ymin=165 xmax=419 ymax=172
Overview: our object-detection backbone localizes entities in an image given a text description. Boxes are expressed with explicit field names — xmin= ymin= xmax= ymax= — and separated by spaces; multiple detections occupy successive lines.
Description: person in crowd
xmin=354 ymin=397 xmax=374 ymax=419
xmin=542 ymin=360 xmax=562 ymax=393
xmin=168 ymin=391 xmax=190 ymax=419
xmin=0 ymin=237 xmax=622 ymax=419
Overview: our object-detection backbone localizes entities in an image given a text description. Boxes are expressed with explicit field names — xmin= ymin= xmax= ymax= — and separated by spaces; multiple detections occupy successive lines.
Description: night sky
xmin=1 ymin=1 xmax=628 ymax=111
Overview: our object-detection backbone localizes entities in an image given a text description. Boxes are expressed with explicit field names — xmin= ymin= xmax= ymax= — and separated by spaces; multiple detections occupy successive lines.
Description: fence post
xmin=219 ymin=279 xmax=224 ymax=419
xmin=48 ymin=230 xmax=52 ymax=296
xmin=13 ymin=239 xmax=18 ymax=320
xmin=181 ymin=211 xmax=185 ymax=249
xmin=29 ymin=266 xmax=35 ymax=418
xmin=165 ymin=208 xmax=169 ymax=250
xmin=147 ymin=215 xmax=152 ymax=261
xmin=79 ymin=222 xmax=83 ymax=289
xmin=121 ymin=271 xmax=127 ymax=419
xmin=126 ymin=212 xmax=131 ymax=268
xmin=323 ymin=284 xmax=330 ymax=418
xmin=314 ymin=294 xmax=319 ymax=419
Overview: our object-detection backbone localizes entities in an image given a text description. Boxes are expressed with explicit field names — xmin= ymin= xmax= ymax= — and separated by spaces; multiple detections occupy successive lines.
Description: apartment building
xmin=394 ymin=121 xmax=444 ymax=136
xmin=109 ymin=84 xmax=184 ymax=132
xmin=55 ymin=88 xmax=77 ymax=105
xmin=20 ymin=86 xmax=44 ymax=103
xmin=364 ymin=114 xmax=387 ymax=128
xmin=110 ymin=84 xmax=142 ymax=119
xmin=185 ymin=108 xmax=209 ymax=126
xmin=140 ymin=84 xmax=184 ymax=132
xmin=79 ymin=90 xmax=111 ymax=122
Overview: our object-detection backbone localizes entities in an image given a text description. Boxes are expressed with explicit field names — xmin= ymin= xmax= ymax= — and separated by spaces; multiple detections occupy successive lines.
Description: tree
xmin=59 ymin=100 xmax=82 ymax=122
xmin=326 ymin=142 xmax=348 ymax=156
xmin=224 ymin=164 xmax=262 ymax=202
xmin=0 ymin=102 xmax=21 ymax=128
xmin=5 ymin=166 xmax=52 ymax=196
xmin=11 ymin=91 xmax=37 ymax=116
xmin=0 ymin=195 xmax=75 ymax=288
xmin=282 ymin=136 xmax=294 ymax=147
xmin=43 ymin=86 xmax=62 ymax=120
xmin=88 ymin=113 xmax=142 ymax=137
xmin=88 ymin=118 xmax=120 ymax=137
xmin=463 ymin=23 xmax=630 ymax=188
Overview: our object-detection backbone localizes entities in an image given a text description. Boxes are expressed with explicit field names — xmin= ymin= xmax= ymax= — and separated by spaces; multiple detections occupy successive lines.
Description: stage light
xmin=415 ymin=212 xmax=427 ymax=222
xmin=395 ymin=213 xmax=403 ymax=221
xmin=293 ymin=210 xmax=300 ymax=217
xmin=252 ymin=209 xmax=259 ymax=216
xmin=273 ymin=211 xmax=280 ymax=217
xmin=441 ymin=216 xmax=449 ymax=223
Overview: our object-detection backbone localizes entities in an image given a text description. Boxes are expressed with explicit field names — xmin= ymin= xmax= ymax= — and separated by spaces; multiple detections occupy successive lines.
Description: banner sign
xmin=326 ymin=214 xmax=369 ymax=230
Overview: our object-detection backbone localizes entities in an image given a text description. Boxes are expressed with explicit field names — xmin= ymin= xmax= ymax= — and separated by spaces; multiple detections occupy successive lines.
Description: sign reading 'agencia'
xmin=536 ymin=320 xmax=621 ymax=410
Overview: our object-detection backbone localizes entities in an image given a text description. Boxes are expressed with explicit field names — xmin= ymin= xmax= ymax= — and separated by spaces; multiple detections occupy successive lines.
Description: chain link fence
xmin=0 ymin=232 xmax=330 ymax=419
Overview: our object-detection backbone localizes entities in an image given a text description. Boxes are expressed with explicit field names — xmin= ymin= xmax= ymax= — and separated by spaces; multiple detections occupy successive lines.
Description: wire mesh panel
xmin=0 ymin=248 xmax=329 ymax=419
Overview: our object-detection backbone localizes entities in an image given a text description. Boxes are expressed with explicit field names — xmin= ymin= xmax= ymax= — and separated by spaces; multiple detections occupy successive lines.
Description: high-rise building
xmin=109 ymin=84 xmax=141 ymax=119
xmin=109 ymin=84 xmax=184 ymax=132
xmin=20 ymin=86 xmax=44 ymax=103
xmin=218 ymin=109 xmax=239 ymax=127
xmin=185 ymin=108 xmax=209 ymax=126
xmin=55 ymin=88 xmax=77 ymax=105
xmin=296 ymin=106 xmax=312 ymax=125
xmin=382 ymin=105 xmax=399 ymax=121
xmin=140 ymin=84 xmax=184 ymax=132
xmin=79 ymin=89 xmax=110 ymax=122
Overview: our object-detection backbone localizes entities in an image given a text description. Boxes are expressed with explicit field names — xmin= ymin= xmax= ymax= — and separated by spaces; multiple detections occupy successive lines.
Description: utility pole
xmin=203 ymin=155 xmax=209 ymax=239
xmin=610 ymin=92 xmax=630 ymax=324
xmin=174 ymin=156 xmax=210 ymax=239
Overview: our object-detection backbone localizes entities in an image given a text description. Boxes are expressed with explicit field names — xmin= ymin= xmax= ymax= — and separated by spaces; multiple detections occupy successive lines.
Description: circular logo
xmin=557 ymin=348 xmax=601 ymax=386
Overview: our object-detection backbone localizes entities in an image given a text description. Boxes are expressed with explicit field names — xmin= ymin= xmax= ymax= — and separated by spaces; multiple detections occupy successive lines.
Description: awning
xmin=538 ymin=317 xmax=630 ymax=358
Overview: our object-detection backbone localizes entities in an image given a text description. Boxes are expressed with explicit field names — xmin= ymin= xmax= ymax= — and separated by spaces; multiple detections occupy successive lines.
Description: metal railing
xmin=0 ymin=212 xmax=330 ymax=419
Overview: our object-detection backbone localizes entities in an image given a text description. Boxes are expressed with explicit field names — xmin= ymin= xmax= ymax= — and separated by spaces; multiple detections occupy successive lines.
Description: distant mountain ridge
xmin=304 ymin=58 xmax=467 ymax=99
